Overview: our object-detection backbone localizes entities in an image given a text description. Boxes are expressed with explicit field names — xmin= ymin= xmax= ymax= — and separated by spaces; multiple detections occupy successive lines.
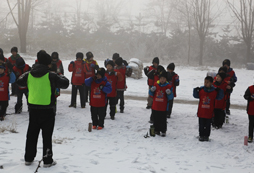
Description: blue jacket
xmin=85 ymin=76 xmax=112 ymax=94
xmin=193 ymin=85 xmax=224 ymax=100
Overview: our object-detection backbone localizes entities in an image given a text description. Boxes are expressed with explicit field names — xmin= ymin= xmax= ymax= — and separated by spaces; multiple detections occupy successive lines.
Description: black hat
xmin=96 ymin=68 xmax=106 ymax=78
xmin=51 ymin=52 xmax=59 ymax=60
xmin=37 ymin=50 xmax=46 ymax=58
xmin=115 ymin=57 xmax=123 ymax=66
xmin=222 ymin=59 xmax=231 ymax=66
xmin=106 ymin=60 xmax=115 ymax=67
xmin=37 ymin=51 xmax=52 ymax=66
xmin=0 ymin=48 xmax=3 ymax=55
xmin=205 ymin=76 xmax=214 ymax=83
xmin=76 ymin=52 xmax=84 ymax=59
xmin=16 ymin=57 xmax=25 ymax=69
xmin=167 ymin=63 xmax=175 ymax=70
xmin=112 ymin=53 xmax=120 ymax=60
xmin=218 ymin=66 xmax=227 ymax=73
xmin=11 ymin=47 xmax=18 ymax=53
xmin=157 ymin=65 xmax=165 ymax=74
xmin=123 ymin=60 xmax=128 ymax=66
xmin=0 ymin=49 xmax=4 ymax=62
xmin=159 ymin=70 xmax=167 ymax=79
xmin=86 ymin=52 xmax=94 ymax=60
xmin=217 ymin=73 xmax=226 ymax=80
xmin=152 ymin=57 xmax=159 ymax=64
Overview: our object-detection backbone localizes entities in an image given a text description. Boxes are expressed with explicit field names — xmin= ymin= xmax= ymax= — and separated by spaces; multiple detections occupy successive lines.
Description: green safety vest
xmin=27 ymin=73 xmax=51 ymax=105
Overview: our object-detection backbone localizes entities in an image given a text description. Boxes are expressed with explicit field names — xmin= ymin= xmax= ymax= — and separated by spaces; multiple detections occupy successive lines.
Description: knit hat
xmin=96 ymin=68 xmax=106 ymax=78
xmin=16 ymin=57 xmax=25 ymax=69
xmin=217 ymin=73 xmax=226 ymax=80
xmin=0 ymin=48 xmax=3 ymax=55
xmin=157 ymin=65 xmax=165 ymax=74
xmin=86 ymin=52 xmax=94 ymax=60
xmin=222 ymin=59 xmax=231 ymax=66
xmin=51 ymin=52 xmax=59 ymax=60
xmin=152 ymin=57 xmax=159 ymax=64
xmin=11 ymin=47 xmax=18 ymax=53
xmin=167 ymin=63 xmax=175 ymax=70
xmin=218 ymin=66 xmax=227 ymax=73
xmin=115 ymin=57 xmax=123 ymax=66
xmin=159 ymin=70 xmax=167 ymax=79
xmin=112 ymin=53 xmax=120 ymax=60
xmin=205 ymin=76 xmax=213 ymax=83
xmin=37 ymin=51 xmax=52 ymax=66
xmin=76 ymin=52 xmax=84 ymax=60
xmin=106 ymin=60 xmax=115 ymax=67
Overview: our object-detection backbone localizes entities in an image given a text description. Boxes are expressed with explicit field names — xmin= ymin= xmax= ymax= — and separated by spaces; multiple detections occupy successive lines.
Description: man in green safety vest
xmin=16 ymin=50 xmax=69 ymax=168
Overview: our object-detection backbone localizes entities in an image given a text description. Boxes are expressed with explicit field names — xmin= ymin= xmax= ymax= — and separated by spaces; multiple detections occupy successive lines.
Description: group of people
xmin=0 ymin=47 xmax=254 ymax=167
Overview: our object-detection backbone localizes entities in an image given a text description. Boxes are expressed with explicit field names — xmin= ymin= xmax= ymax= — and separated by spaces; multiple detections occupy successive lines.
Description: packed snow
xmin=0 ymin=57 xmax=253 ymax=172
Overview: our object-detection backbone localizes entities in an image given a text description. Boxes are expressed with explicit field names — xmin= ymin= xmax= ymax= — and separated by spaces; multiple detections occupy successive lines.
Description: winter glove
xmin=99 ymin=84 xmax=104 ymax=90
xmin=90 ymin=64 xmax=95 ymax=68
xmin=166 ymin=89 xmax=171 ymax=95
xmin=195 ymin=87 xmax=200 ymax=92
xmin=150 ymin=86 xmax=156 ymax=92
xmin=70 ymin=61 xmax=74 ymax=65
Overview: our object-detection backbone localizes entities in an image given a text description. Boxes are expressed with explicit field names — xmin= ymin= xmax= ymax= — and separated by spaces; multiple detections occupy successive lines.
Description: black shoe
xmin=155 ymin=131 xmax=160 ymax=135
xmin=120 ymin=110 xmax=124 ymax=113
xmin=149 ymin=120 xmax=154 ymax=124
xmin=161 ymin=132 xmax=166 ymax=137
xmin=69 ymin=104 xmax=76 ymax=108
xmin=226 ymin=110 xmax=230 ymax=115
xmin=0 ymin=116 xmax=4 ymax=121
xmin=146 ymin=106 xmax=151 ymax=109
xmin=204 ymin=136 xmax=209 ymax=141
xmin=167 ymin=115 xmax=171 ymax=118
xmin=199 ymin=136 xmax=205 ymax=142
xmin=248 ymin=137 xmax=253 ymax=143
xmin=110 ymin=116 xmax=115 ymax=120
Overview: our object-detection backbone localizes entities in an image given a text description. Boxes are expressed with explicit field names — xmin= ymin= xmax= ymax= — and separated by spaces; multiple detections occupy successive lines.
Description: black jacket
xmin=16 ymin=64 xmax=69 ymax=109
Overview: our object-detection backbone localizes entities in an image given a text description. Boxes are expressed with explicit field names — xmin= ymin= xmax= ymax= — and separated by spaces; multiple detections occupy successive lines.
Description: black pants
xmin=213 ymin=109 xmax=225 ymax=127
xmin=248 ymin=115 xmax=254 ymax=138
xmin=84 ymin=85 xmax=91 ymax=103
xmin=116 ymin=91 xmax=124 ymax=111
xmin=105 ymin=97 xmax=116 ymax=118
xmin=152 ymin=110 xmax=167 ymax=133
xmin=0 ymin=101 xmax=8 ymax=117
xmin=226 ymin=93 xmax=231 ymax=111
xmin=91 ymin=106 xmax=105 ymax=127
xmin=15 ymin=88 xmax=28 ymax=112
xmin=150 ymin=109 xmax=154 ymax=122
xmin=25 ymin=109 xmax=55 ymax=164
xmin=71 ymin=85 xmax=85 ymax=106
xmin=167 ymin=98 xmax=174 ymax=116
xmin=11 ymin=82 xmax=17 ymax=95
xmin=199 ymin=118 xmax=212 ymax=137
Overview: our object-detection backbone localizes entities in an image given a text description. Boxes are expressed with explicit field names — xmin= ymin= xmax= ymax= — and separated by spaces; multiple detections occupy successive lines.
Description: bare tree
xmin=190 ymin=0 xmax=217 ymax=65
xmin=227 ymin=0 xmax=254 ymax=63
xmin=6 ymin=0 xmax=44 ymax=53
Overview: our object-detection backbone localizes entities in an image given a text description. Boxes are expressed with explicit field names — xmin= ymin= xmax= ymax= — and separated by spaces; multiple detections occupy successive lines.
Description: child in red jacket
xmin=105 ymin=60 xmax=123 ymax=120
xmin=0 ymin=65 xmax=16 ymax=121
xmin=51 ymin=52 xmax=64 ymax=75
xmin=244 ymin=84 xmax=254 ymax=143
xmin=12 ymin=57 xmax=31 ymax=113
xmin=85 ymin=68 xmax=112 ymax=130
xmin=193 ymin=76 xmax=224 ymax=142
xmin=166 ymin=63 xmax=179 ymax=118
xmin=68 ymin=52 xmax=87 ymax=108
xmin=144 ymin=57 xmax=159 ymax=109
xmin=149 ymin=70 xmax=174 ymax=137
xmin=0 ymin=48 xmax=13 ymax=75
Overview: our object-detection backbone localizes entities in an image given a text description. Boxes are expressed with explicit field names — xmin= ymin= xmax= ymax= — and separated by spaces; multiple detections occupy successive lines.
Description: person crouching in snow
xmin=244 ymin=84 xmax=254 ymax=143
xmin=166 ymin=63 xmax=179 ymax=118
xmin=149 ymin=70 xmax=174 ymax=137
xmin=0 ymin=65 xmax=16 ymax=121
xmin=105 ymin=60 xmax=123 ymax=120
xmin=193 ymin=76 xmax=224 ymax=142
xmin=85 ymin=68 xmax=112 ymax=130
xmin=212 ymin=72 xmax=231 ymax=129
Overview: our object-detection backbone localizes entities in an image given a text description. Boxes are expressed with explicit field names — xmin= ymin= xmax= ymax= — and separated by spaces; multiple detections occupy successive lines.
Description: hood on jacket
xmin=30 ymin=64 xmax=49 ymax=78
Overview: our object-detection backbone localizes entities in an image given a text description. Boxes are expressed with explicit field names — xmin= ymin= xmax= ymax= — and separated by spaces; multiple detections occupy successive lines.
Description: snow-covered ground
xmin=0 ymin=94 xmax=253 ymax=173
xmin=0 ymin=56 xmax=253 ymax=172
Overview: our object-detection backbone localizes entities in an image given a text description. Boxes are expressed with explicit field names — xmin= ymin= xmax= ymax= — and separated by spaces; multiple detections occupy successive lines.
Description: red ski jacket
xmin=68 ymin=61 xmax=87 ymax=85
xmin=213 ymin=81 xmax=228 ymax=110
xmin=0 ymin=74 xmax=10 ymax=101
xmin=114 ymin=65 xmax=127 ymax=90
xmin=244 ymin=85 xmax=254 ymax=115
xmin=105 ymin=71 xmax=123 ymax=97
xmin=13 ymin=64 xmax=31 ymax=89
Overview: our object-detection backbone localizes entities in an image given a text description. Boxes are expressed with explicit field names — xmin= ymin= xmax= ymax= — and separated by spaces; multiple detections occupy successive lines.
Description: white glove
xmin=151 ymin=86 xmax=156 ymax=92
xmin=166 ymin=89 xmax=171 ymax=95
